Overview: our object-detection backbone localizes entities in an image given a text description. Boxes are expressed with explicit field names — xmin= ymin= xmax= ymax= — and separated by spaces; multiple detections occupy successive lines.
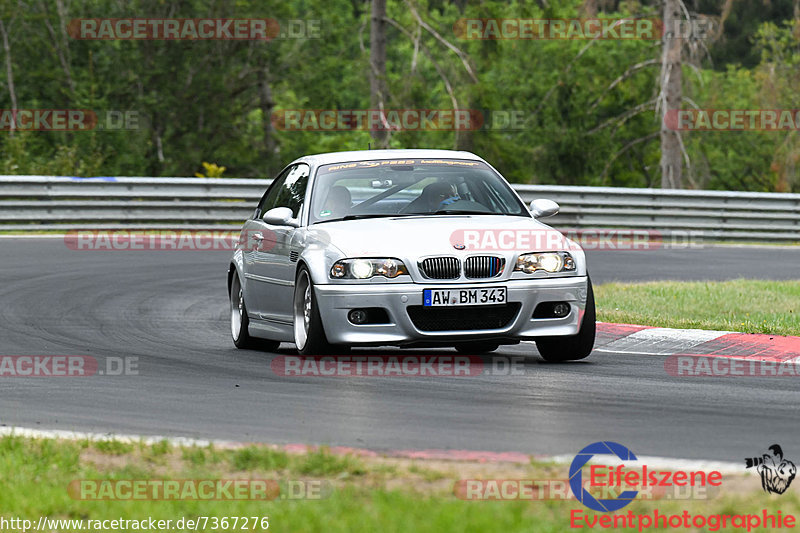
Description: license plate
xmin=423 ymin=287 xmax=507 ymax=307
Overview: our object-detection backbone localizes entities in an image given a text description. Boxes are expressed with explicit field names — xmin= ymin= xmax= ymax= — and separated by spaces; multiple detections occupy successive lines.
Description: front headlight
xmin=330 ymin=258 xmax=408 ymax=279
xmin=514 ymin=252 xmax=576 ymax=274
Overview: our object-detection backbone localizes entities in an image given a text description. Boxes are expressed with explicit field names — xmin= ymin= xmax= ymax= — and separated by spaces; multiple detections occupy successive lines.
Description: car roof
xmin=293 ymin=149 xmax=486 ymax=167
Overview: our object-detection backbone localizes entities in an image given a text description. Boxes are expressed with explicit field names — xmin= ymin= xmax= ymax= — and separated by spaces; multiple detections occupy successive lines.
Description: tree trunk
xmin=580 ymin=0 xmax=598 ymax=17
xmin=258 ymin=65 xmax=278 ymax=175
xmin=659 ymin=0 xmax=682 ymax=189
xmin=0 ymin=18 xmax=18 ymax=136
xmin=369 ymin=0 xmax=389 ymax=148
xmin=39 ymin=0 xmax=75 ymax=98
xmin=794 ymin=0 xmax=800 ymax=38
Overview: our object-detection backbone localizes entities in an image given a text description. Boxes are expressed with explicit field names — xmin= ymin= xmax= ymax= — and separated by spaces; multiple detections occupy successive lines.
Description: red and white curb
xmin=593 ymin=323 xmax=800 ymax=371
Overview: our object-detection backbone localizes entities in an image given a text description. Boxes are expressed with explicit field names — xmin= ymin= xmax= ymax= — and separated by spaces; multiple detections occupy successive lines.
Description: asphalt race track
xmin=1 ymin=238 xmax=799 ymax=461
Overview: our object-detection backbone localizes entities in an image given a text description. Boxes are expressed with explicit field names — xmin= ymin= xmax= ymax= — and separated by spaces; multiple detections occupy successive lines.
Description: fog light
xmin=348 ymin=309 xmax=369 ymax=325
xmin=552 ymin=303 xmax=570 ymax=318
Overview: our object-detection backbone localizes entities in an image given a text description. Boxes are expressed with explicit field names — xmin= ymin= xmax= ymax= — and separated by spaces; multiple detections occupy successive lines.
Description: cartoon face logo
xmin=745 ymin=444 xmax=796 ymax=495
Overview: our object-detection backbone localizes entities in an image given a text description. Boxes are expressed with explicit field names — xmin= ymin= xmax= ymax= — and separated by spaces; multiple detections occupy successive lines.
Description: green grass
xmin=231 ymin=447 xmax=290 ymax=471
xmin=93 ymin=440 xmax=134 ymax=455
xmin=1 ymin=435 xmax=799 ymax=532
xmin=294 ymin=448 xmax=366 ymax=477
xmin=596 ymin=280 xmax=800 ymax=336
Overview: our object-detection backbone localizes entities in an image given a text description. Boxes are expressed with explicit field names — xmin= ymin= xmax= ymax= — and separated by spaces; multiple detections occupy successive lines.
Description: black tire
xmin=293 ymin=266 xmax=337 ymax=355
xmin=230 ymin=272 xmax=280 ymax=351
xmin=455 ymin=341 xmax=499 ymax=354
xmin=535 ymin=277 xmax=596 ymax=362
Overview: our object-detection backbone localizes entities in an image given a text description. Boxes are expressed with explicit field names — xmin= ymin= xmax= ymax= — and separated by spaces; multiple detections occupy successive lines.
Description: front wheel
xmin=535 ymin=277 xmax=596 ymax=362
xmin=293 ymin=267 xmax=336 ymax=355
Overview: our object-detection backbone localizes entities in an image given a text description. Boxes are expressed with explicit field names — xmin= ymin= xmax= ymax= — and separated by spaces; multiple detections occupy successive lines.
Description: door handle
xmin=252 ymin=232 xmax=264 ymax=241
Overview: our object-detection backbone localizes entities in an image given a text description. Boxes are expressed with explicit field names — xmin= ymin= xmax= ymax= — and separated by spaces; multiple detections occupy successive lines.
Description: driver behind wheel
xmin=408 ymin=181 xmax=460 ymax=212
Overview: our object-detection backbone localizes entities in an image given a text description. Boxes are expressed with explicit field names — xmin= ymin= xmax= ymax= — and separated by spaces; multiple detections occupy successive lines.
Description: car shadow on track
xmin=227 ymin=343 xmax=595 ymax=379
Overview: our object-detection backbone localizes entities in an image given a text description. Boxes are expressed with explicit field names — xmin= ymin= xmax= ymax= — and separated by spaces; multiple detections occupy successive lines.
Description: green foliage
xmin=195 ymin=161 xmax=227 ymax=178
xmin=0 ymin=0 xmax=798 ymax=190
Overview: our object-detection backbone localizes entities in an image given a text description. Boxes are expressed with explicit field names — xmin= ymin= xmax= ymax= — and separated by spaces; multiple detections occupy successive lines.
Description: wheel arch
xmin=296 ymin=250 xmax=331 ymax=286
xmin=228 ymin=248 xmax=245 ymax=293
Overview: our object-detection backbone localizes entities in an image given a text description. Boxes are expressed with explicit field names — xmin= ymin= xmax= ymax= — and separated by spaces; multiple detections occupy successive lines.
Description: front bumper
xmin=314 ymin=276 xmax=588 ymax=346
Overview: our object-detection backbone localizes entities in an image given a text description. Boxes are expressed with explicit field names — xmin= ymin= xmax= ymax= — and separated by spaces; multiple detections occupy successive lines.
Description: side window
xmin=257 ymin=165 xmax=294 ymax=216
xmin=272 ymin=163 xmax=310 ymax=218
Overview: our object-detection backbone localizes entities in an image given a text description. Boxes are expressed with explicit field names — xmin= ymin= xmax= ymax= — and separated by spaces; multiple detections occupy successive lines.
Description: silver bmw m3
xmin=227 ymin=149 xmax=595 ymax=361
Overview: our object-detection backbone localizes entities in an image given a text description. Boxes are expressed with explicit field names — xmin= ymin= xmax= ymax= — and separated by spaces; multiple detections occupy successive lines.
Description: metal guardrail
xmin=516 ymin=184 xmax=800 ymax=242
xmin=0 ymin=176 xmax=798 ymax=241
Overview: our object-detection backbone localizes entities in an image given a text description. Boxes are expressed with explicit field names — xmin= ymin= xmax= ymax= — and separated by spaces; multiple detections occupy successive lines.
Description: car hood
xmin=307 ymin=215 xmax=574 ymax=258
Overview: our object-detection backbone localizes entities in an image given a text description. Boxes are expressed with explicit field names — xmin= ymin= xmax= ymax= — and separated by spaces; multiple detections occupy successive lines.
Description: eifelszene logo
xmin=569 ymin=441 xmax=722 ymax=513
xmin=745 ymin=444 xmax=796 ymax=495
xmin=570 ymin=441 xmax=639 ymax=512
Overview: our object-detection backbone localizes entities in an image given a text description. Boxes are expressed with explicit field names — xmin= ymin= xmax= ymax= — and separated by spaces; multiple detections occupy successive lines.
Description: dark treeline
xmin=0 ymin=0 xmax=798 ymax=191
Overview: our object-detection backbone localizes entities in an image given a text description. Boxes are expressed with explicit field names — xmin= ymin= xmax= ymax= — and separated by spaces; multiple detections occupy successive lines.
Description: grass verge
xmin=0 ymin=435 xmax=798 ymax=532
xmin=595 ymin=280 xmax=800 ymax=336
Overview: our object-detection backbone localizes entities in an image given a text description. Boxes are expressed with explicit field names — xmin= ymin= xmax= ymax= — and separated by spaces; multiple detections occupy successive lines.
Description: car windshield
xmin=309 ymin=158 xmax=529 ymax=224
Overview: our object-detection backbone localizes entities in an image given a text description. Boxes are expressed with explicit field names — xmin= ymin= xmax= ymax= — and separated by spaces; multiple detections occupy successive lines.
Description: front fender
xmin=228 ymin=248 xmax=245 ymax=293
xmin=298 ymin=248 xmax=341 ymax=286
xmin=296 ymin=227 xmax=346 ymax=286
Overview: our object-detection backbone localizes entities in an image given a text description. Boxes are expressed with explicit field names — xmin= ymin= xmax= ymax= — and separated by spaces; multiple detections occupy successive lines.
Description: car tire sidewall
xmin=231 ymin=271 xmax=280 ymax=352
xmin=231 ymin=273 xmax=253 ymax=349
xmin=535 ymin=277 xmax=596 ymax=362
xmin=294 ymin=266 xmax=334 ymax=355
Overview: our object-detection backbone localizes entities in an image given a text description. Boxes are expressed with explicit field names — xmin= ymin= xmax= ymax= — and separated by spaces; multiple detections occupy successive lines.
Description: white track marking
xmin=0 ymin=234 xmax=69 ymax=239
xmin=0 ymin=426 xmax=247 ymax=449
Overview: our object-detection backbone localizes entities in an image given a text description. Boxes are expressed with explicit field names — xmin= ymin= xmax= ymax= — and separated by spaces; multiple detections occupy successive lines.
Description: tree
xmin=369 ymin=0 xmax=390 ymax=148
xmin=0 ymin=17 xmax=17 ymax=136
xmin=659 ymin=0 xmax=684 ymax=188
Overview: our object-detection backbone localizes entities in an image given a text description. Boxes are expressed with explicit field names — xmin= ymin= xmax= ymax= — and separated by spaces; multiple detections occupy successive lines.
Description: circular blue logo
xmin=453 ymin=243 xmax=466 ymax=250
xmin=569 ymin=441 xmax=638 ymax=512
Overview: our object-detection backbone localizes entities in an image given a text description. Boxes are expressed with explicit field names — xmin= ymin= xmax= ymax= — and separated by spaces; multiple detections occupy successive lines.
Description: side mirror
xmin=263 ymin=206 xmax=299 ymax=227
xmin=529 ymin=199 xmax=559 ymax=218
